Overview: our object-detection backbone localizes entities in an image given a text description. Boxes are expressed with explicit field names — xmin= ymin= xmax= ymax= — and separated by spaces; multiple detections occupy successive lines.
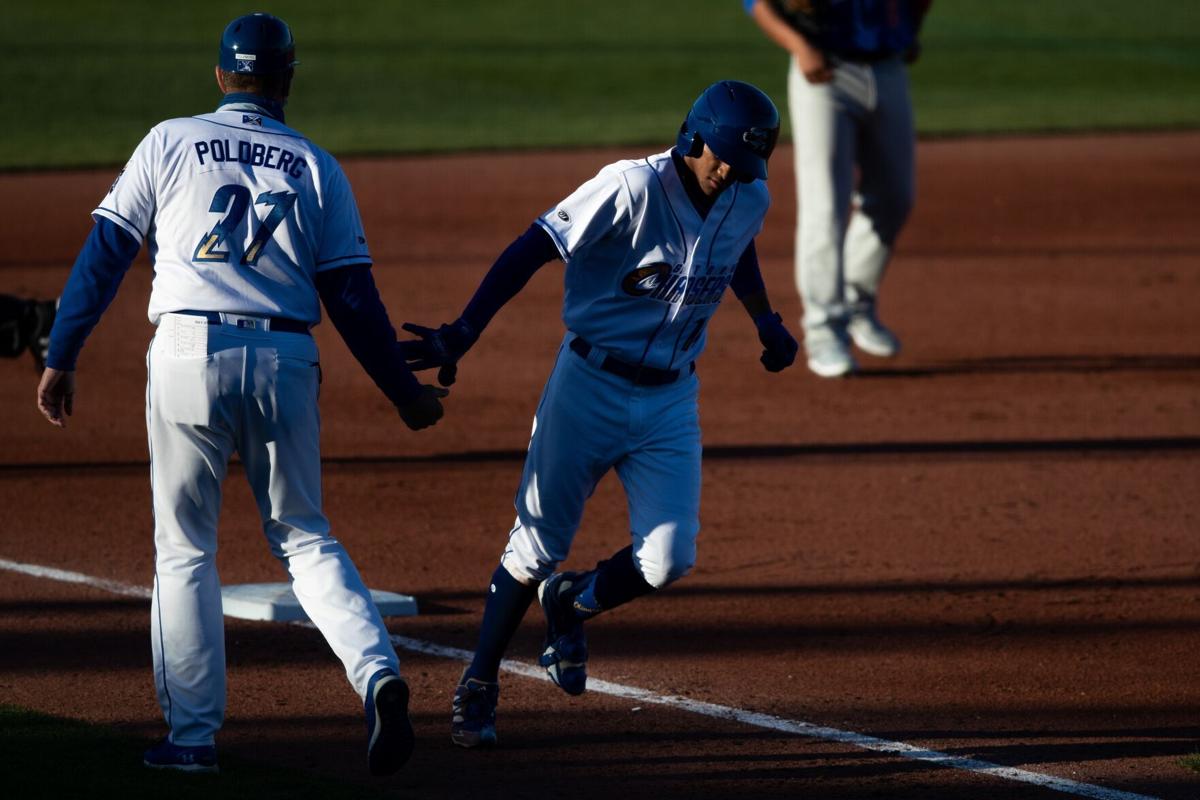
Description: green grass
xmin=0 ymin=705 xmax=389 ymax=799
xmin=2 ymin=0 xmax=1199 ymax=168
xmin=1181 ymin=752 xmax=1200 ymax=773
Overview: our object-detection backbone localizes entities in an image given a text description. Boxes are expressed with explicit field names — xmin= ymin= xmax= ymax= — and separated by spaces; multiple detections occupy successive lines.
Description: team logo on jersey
xmin=621 ymin=263 xmax=672 ymax=296
xmin=243 ymin=114 xmax=263 ymax=126
xmin=557 ymin=209 xmax=570 ymax=222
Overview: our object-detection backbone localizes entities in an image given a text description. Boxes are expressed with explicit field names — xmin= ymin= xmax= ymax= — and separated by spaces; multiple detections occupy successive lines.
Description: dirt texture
xmin=1 ymin=132 xmax=1198 ymax=799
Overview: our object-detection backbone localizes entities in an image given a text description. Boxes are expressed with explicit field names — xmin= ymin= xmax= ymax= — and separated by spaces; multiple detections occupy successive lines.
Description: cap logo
xmin=235 ymin=53 xmax=256 ymax=73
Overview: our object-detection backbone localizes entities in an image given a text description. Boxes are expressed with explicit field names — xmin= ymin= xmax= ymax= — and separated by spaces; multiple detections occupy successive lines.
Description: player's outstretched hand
xmin=37 ymin=367 xmax=76 ymax=428
xmin=754 ymin=312 xmax=798 ymax=373
xmin=397 ymin=384 xmax=450 ymax=431
xmin=398 ymin=318 xmax=479 ymax=387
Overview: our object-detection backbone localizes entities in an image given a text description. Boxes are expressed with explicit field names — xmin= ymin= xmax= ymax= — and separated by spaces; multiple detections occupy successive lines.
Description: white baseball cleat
xmin=847 ymin=313 xmax=900 ymax=358
xmin=805 ymin=334 xmax=857 ymax=378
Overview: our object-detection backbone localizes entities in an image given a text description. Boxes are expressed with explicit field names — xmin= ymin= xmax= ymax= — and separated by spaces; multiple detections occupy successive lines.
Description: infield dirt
xmin=1 ymin=133 xmax=1198 ymax=799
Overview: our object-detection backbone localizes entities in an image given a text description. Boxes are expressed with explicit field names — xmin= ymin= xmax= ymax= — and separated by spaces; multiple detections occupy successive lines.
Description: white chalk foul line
xmin=0 ymin=556 xmax=1161 ymax=800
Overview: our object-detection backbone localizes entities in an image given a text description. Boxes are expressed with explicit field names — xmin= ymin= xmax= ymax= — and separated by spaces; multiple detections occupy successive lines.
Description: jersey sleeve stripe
xmin=92 ymin=208 xmax=145 ymax=245
xmin=316 ymin=254 xmax=372 ymax=269
xmin=534 ymin=218 xmax=570 ymax=261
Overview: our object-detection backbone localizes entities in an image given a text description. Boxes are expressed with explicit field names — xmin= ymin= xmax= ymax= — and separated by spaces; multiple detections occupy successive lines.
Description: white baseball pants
xmin=788 ymin=55 xmax=915 ymax=335
xmin=146 ymin=313 xmax=398 ymax=747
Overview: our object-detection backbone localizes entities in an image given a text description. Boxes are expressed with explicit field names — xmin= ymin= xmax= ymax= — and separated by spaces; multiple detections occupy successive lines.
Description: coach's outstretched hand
xmin=754 ymin=312 xmax=798 ymax=373
xmin=397 ymin=384 xmax=450 ymax=431
xmin=37 ymin=367 xmax=76 ymax=428
xmin=399 ymin=318 xmax=479 ymax=387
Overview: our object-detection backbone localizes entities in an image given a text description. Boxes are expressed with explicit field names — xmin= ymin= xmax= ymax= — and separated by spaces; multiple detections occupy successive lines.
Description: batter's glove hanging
xmin=398 ymin=318 xmax=478 ymax=387
xmin=754 ymin=311 xmax=798 ymax=372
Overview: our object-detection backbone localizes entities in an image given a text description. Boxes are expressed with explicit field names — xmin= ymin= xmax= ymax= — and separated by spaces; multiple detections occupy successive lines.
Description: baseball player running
xmin=747 ymin=0 xmax=932 ymax=377
xmin=35 ymin=13 xmax=442 ymax=775
xmin=400 ymin=81 xmax=798 ymax=747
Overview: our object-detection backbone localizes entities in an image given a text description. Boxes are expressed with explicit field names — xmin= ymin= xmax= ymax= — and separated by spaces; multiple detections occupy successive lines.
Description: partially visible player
xmin=400 ymin=80 xmax=798 ymax=748
xmin=35 ymin=12 xmax=441 ymax=775
xmin=746 ymin=0 xmax=933 ymax=377
xmin=0 ymin=294 xmax=56 ymax=370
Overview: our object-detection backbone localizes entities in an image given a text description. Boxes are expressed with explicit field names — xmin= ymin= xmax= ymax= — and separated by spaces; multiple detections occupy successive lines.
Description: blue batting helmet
xmin=677 ymin=80 xmax=780 ymax=181
xmin=218 ymin=12 xmax=297 ymax=75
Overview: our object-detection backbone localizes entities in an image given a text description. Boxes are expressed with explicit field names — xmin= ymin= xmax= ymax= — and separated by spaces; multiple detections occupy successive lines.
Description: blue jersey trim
xmin=639 ymin=158 xmax=690 ymax=369
xmin=189 ymin=115 xmax=308 ymax=141
xmin=535 ymin=218 xmax=570 ymax=261
xmin=94 ymin=207 xmax=145 ymax=240
xmin=666 ymin=183 xmax=740 ymax=370
xmin=316 ymin=254 xmax=372 ymax=269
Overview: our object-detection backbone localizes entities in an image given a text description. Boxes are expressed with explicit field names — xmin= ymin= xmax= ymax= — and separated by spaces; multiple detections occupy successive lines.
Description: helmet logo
xmin=742 ymin=127 xmax=772 ymax=156
xmin=235 ymin=53 xmax=257 ymax=73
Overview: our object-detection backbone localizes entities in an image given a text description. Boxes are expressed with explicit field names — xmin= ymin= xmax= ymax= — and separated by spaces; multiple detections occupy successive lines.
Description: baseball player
xmin=400 ymin=81 xmax=798 ymax=747
xmin=746 ymin=0 xmax=933 ymax=377
xmin=0 ymin=294 xmax=56 ymax=370
xmin=35 ymin=13 xmax=441 ymax=775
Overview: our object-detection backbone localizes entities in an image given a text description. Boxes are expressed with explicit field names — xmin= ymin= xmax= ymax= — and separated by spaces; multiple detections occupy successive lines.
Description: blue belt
xmin=569 ymin=337 xmax=693 ymax=386
xmin=176 ymin=310 xmax=311 ymax=336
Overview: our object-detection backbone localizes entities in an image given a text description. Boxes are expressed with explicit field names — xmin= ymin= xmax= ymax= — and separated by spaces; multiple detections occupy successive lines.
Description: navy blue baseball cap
xmin=218 ymin=12 xmax=298 ymax=75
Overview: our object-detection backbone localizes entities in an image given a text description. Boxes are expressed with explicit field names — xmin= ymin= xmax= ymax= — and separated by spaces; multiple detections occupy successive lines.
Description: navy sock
xmin=571 ymin=545 xmax=656 ymax=620
xmin=464 ymin=565 xmax=537 ymax=683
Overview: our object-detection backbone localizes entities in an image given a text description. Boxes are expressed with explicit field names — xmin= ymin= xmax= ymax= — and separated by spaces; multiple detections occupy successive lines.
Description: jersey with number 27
xmin=94 ymin=105 xmax=371 ymax=325
xmin=537 ymin=149 xmax=769 ymax=371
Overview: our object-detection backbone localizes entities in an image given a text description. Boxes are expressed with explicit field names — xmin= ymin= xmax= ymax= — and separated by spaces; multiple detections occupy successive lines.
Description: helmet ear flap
xmin=677 ymin=118 xmax=707 ymax=160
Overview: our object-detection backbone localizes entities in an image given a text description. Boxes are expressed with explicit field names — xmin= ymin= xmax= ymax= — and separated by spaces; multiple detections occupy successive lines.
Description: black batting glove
xmin=396 ymin=384 xmax=450 ymax=431
xmin=754 ymin=311 xmax=798 ymax=373
xmin=398 ymin=318 xmax=479 ymax=387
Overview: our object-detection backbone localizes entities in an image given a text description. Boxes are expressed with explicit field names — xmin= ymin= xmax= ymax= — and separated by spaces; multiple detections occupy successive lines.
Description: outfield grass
xmin=0 ymin=705 xmax=390 ymax=799
xmin=2 ymin=0 xmax=1198 ymax=168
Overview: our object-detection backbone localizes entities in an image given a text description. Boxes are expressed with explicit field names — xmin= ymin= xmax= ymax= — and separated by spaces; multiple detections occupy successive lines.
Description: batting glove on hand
xmin=398 ymin=318 xmax=478 ymax=387
xmin=397 ymin=384 xmax=450 ymax=431
xmin=754 ymin=312 xmax=798 ymax=373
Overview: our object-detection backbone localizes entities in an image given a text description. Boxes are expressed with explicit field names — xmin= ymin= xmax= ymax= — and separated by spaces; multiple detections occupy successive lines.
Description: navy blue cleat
xmin=537 ymin=572 xmax=589 ymax=696
xmin=364 ymin=670 xmax=415 ymax=776
xmin=142 ymin=739 xmax=218 ymax=773
xmin=451 ymin=673 xmax=500 ymax=748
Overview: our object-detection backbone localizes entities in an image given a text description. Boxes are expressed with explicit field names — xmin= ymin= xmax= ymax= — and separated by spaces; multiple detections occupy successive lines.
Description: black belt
xmin=176 ymin=310 xmax=311 ymax=336
xmin=569 ymin=337 xmax=693 ymax=386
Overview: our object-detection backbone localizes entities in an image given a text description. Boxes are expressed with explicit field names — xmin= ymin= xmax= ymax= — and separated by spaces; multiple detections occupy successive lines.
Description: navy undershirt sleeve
xmin=460 ymin=223 xmax=561 ymax=333
xmin=316 ymin=264 xmax=424 ymax=407
xmin=728 ymin=240 xmax=766 ymax=300
xmin=46 ymin=218 xmax=141 ymax=371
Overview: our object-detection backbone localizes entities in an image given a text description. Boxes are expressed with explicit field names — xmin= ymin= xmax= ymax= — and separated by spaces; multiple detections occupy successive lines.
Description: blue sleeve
xmin=45 ymin=217 xmax=141 ymax=371
xmin=460 ymin=223 xmax=561 ymax=333
xmin=728 ymin=240 xmax=766 ymax=300
xmin=315 ymin=264 xmax=424 ymax=407
xmin=742 ymin=0 xmax=756 ymax=12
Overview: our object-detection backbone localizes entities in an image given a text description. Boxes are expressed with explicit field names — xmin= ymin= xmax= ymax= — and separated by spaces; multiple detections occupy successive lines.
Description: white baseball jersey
xmin=94 ymin=104 xmax=370 ymax=324
xmin=536 ymin=149 xmax=769 ymax=370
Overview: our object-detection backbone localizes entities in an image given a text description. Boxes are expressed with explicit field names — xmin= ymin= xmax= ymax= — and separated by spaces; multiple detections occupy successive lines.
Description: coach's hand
xmin=37 ymin=367 xmax=76 ymax=428
xmin=399 ymin=318 xmax=479 ymax=387
xmin=397 ymin=384 xmax=450 ymax=431
xmin=754 ymin=312 xmax=798 ymax=373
